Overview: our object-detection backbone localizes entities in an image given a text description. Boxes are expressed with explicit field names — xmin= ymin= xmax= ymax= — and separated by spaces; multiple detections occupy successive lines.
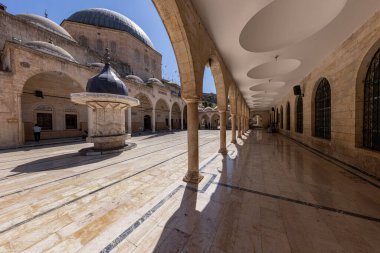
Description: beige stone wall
xmin=62 ymin=21 xmax=162 ymax=81
xmin=275 ymin=11 xmax=380 ymax=178
xmin=0 ymin=11 xmax=99 ymax=66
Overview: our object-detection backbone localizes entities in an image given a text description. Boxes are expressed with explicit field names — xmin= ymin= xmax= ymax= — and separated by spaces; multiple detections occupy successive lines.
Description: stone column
xmin=181 ymin=108 xmax=184 ymax=130
xmin=127 ymin=108 xmax=132 ymax=135
xmin=219 ymin=110 xmax=227 ymax=155
xmin=237 ymin=115 xmax=242 ymax=138
xmin=231 ymin=113 xmax=237 ymax=144
xmin=152 ymin=108 xmax=156 ymax=133
xmin=169 ymin=108 xmax=172 ymax=131
xmin=183 ymin=99 xmax=203 ymax=184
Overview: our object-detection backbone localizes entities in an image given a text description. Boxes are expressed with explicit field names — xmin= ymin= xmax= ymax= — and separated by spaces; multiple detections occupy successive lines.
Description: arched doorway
xmin=132 ymin=93 xmax=153 ymax=132
xmin=21 ymin=71 xmax=86 ymax=142
xmin=200 ymin=114 xmax=210 ymax=129
xmin=171 ymin=102 xmax=181 ymax=130
xmin=211 ymin=113 xmax=220 ymax=129
xmin=155 ymin=98 xmax=170 ymax=130
xmin=252 ymin=115 xmax=263 ymax=128
xmin=183 ymin=105 xmax=187 ymax=129
xmin=144 ymin=115 xmax=151 ymax=130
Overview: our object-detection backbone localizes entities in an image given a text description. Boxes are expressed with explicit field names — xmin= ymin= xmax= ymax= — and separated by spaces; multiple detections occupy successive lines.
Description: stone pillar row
xmin=231 ymin=113 xmax=237 ymax=144
xmin=152 ymin=108 xmax=156 ymax=133
xmin=183 ymin=99 xmax=203 ymax=184
xmin=218 ymin=110 xmax=227 ymax=155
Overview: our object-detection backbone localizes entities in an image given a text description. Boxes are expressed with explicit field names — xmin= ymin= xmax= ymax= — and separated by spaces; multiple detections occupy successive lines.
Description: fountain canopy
xmin=71 ymin=49 xmax=139 ymax=153
xmin=86 ymin=63 xmax=128 ymax=96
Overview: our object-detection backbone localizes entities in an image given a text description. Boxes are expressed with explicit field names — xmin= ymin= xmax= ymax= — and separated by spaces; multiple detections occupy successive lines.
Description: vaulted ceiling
xmin=191 ymin=0 xmax=380 ymax=110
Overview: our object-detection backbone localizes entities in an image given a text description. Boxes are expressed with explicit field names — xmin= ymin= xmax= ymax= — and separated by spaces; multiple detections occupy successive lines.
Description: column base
xmin=183 ymin=171 xmax=204 ymax=184
xmin=218 ymin=147 xmax=228 ymax=155
xmin=231 ymin=139 xmax=237 ymax=144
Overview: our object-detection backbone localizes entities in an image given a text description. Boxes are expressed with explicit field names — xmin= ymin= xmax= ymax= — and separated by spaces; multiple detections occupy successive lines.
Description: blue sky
xmin=1 ymin=0 xmax=216 ymax=93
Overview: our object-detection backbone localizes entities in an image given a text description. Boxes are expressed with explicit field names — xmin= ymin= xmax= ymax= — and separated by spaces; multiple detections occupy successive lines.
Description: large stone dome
xmin=25 ymin=41 xmax=77 ymax=62
xmin=66 ymin=8 xmax=154 ymax=48
xmin=17 ymin=14 xmax=74 ymax=41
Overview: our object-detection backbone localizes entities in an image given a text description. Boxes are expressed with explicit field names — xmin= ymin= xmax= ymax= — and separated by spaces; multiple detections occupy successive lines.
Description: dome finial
xmin=104 ymin=48 xmax=111 ymax=64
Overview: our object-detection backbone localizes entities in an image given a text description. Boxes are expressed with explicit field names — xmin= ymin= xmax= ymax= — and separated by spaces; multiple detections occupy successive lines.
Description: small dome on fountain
xmin=86 ymin=49 xmax=128 ymax=96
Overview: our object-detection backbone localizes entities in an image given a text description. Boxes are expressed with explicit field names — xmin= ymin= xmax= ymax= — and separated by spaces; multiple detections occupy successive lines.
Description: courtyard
xmin=0 ymin=130 xmax=379 ymax=252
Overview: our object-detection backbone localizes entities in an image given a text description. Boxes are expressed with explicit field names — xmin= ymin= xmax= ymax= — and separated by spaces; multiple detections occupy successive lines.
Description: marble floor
xmin=0 ymin=130 xmax=379 ymax=253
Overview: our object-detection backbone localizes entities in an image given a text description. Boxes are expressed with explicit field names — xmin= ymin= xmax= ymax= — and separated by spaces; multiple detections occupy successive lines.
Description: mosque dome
xmin=66 ymin=8 xmax=154 ymax=48
xmin=147 ymin=77 xmax=164 ymax=86
xmin=17 ymin=14 xmax=74 ymax=41
xmin=87 ymin=62 xmax=128 ymax=96
xmin=25 ymin=41 xmax=77 ymax=62
xmin=125 ymin=75 xmax=144 ymax=84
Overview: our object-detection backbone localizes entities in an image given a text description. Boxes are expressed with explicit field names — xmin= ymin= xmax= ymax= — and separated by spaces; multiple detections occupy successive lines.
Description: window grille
xmin=315 ymin=78 xmax=331 ymax=139
xmin=37 ymin=113 xmax=52 ymax=130
xmin=296 ymin=96 xmax=303 ymax=133
xmin=65 ymin=114 xmax=78 ymax=129
xmin=363 ymin=48 xmax=380 ymax=151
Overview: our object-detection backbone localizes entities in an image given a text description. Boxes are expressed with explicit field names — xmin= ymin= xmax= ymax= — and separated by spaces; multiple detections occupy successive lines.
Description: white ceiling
xmin=191 ymin=0 xmax=380 ymax=110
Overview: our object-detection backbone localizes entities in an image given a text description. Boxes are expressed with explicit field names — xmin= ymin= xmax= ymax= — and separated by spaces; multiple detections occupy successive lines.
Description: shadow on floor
xmin=151 ymin=134 xmax=251 ymax=252
xmin=11 ymin=151 xmax=120 ymax=173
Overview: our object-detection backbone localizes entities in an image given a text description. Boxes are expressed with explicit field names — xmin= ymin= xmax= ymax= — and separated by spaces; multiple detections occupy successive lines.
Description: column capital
xmin=183 ymin=97 xmax=200 ymax=104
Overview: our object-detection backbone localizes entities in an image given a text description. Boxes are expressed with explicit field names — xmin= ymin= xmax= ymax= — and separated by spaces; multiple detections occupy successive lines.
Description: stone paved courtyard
xmin=0 ymin=130 xmax=379 ymax=252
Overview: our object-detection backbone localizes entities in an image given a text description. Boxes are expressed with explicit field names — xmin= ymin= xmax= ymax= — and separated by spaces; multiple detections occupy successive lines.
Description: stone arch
xmin=171 ymin=102 xmax=181 ymax=130
xmin=199 ymin=113 xmax=210 ymax=129
xmin=151 ymin=0 xmax=198 ymax=98
xmin=312 ymin=77 xmax=331 ymax=139
xmin=210 ymin=113 xmax=220 ymax=130
xmin=207 ymin=53 xmax=229 ymax=111
xmin=252 ymin=114 xmax=263 ymax=128
xmin=354 ymin=38 xmax=380 ymax=148
xmin=132 ymin=93 xmax=154 ymax=132
xmin=311 ymin=77 xmax=330 ymax=136
xmin=21 ymin=71 xmax=86 ymax=142
xmin=155 ymin=98 xmax=170 ymax=130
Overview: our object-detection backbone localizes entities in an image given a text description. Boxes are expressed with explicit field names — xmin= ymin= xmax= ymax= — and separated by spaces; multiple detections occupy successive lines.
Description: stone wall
xmin=275 ymin=11 xmax=380 ymax=178
xmin=62 ymin=21 xmax=162 ymax=81
xmin=0 ymin=11 xmax=99 ymax=66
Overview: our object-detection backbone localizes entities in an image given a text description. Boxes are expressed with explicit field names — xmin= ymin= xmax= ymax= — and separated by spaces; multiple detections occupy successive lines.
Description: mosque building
xmin=0 ymin=6 xmax=225 ymax=148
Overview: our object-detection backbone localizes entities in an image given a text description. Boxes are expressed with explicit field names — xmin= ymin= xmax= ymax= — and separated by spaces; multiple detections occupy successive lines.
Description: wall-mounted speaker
xmin=35 ymin=90 xmax=44 ymax=98
xmin=293 ymin=85 xmax=302 ymax=96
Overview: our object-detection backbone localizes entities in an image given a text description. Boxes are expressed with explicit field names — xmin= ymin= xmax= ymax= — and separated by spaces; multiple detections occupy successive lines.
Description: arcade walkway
xmin=0 ymin=130 xmax=379 ymax=252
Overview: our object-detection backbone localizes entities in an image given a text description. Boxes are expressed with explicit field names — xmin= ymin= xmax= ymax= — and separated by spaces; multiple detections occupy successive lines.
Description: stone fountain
xmin=71 ymin=49 xmax=139 ymax=155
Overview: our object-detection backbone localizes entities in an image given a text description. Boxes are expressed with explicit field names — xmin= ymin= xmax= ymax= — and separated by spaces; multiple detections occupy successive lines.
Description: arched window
xmin=78 ymin=35 xmax=88 ymax=47
xmin=286 ymin=102 xmax=290 ymax=130
xmin=96 ymin=39 xmax=103 ymax=52
xmin=363 ymin=48 xmax=380 ymax=151
xmin=315 ymin=78 xmax=331 ymax=139
xmin=280 ymin=106 xmax=283 ymax=129
xmin=296 ymin=96 xmax=303 ymax=133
